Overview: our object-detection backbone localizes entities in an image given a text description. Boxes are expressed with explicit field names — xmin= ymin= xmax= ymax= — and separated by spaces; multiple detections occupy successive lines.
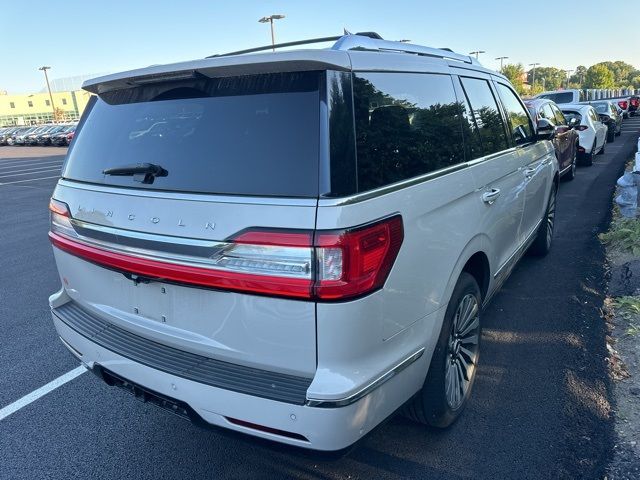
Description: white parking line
xmin=0 ymin=167 xmax=61 ymax=179
xmin=0 ymin=366 xmax=86 ymax=421
xmin=0 ymin=160 xmax=63 ymax=171
xmin=0 ymin=175 xmax=60 ymax=185
xmin=0 ymin=164 xmax=63 ymax=175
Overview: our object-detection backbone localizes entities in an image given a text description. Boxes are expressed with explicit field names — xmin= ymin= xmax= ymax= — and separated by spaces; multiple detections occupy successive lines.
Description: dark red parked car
xmin=525 ymin=98 xmax=580 ymax=180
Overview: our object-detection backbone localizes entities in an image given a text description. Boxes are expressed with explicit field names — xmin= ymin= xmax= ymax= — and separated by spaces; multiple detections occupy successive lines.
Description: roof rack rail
xmin=207 ymin=32 xmax=478 ymax=66
xmin=207 ymin=35 xmax=342 ymax=58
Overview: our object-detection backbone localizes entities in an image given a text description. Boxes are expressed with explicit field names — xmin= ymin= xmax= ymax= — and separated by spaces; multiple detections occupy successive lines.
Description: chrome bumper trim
xmin=305 ymin=348 xmax=425 ymax=408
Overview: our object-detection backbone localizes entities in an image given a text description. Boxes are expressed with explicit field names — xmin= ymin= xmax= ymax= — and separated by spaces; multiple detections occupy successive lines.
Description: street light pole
xmin=258 ymin=14 xmax=285 ymax=52
xmin=529 ymin=63 xmax=540 ymax=89
xmin=564 ymin=69 xmax=573 ymax=89
xmin=39 ymin=66 xmax=55 ymax=121
xmin=495 ymin=56 xmax=509 ymax=70
xmin=469 ymin=50 xmax=485 ymax=60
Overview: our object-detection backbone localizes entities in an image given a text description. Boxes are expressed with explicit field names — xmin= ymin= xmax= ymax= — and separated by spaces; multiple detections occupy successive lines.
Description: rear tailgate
xmin=50 ymin=71 xmax=323 ymax=380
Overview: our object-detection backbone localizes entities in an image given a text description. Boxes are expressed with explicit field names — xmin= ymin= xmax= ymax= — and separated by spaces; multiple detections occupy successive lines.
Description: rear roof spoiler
xmin=82 ymin=33 xmax=482 ymax=96
xmin=82 ymin=50 xmax=352 ymax=95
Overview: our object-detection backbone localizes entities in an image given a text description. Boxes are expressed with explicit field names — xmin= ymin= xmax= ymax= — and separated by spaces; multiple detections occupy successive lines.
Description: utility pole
xmin=469 ymin=50 xmax=485 ymax=60
xmin=258 ymin=14 xmax=285 ymax=51
xmin=495 ymin=56 xmax=509 ymax=70
xmin=39 ymin=66 xmax=55 ymax=121
xmin=529 ymin=63 xmax=540 ymax=89
xmin=563 ymin=69 xmax=573 ymax=89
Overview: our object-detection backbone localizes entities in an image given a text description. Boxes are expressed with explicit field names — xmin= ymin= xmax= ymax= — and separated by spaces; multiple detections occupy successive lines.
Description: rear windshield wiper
xmin=102 ymin=163 xmax=168 ymax=184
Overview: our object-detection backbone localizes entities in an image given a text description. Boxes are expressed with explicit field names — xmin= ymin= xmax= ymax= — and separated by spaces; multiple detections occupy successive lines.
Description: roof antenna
xmin=343 ymin=28 xmax=353 ymax=35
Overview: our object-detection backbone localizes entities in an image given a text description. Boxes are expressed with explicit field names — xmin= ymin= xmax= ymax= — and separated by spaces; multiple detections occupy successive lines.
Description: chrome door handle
xmin=482 ymin=188 xmax=501 ymax=205
xmin=524 ymin=167 xmax=536 ymax=178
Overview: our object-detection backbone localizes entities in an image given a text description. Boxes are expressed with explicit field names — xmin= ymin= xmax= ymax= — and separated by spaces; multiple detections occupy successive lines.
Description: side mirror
xmin=536 ymin=118 xmax=555 ymax=140
xmin=568 ymin=117 xmax=579 ymax=128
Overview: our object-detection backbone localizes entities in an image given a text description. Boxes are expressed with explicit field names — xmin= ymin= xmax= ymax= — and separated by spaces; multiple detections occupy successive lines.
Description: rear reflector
xmin=225 ymin=417 xmax=309 ymax=442
xmin=49 ymin=198 xmax=403 ymax=301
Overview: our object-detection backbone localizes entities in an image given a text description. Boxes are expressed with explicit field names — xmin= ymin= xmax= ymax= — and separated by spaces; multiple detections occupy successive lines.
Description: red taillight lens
xmin=618 ymin=100 xmax=628 ymax=109
xmin=631 ymin=99 xmax=639 ymax=107
xmin=49 ymin=198 xmax=70 ymax=217
xmin=314 ymin=216 xmax=404 ymax=300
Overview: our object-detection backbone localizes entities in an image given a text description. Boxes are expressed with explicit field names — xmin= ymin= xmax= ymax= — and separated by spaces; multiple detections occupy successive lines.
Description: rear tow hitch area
xmin=93 ymin=365 xmax=192 ymax=421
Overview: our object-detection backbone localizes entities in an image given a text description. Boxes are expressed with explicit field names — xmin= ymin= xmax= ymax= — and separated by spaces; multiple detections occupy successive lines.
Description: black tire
xmin=581 ymin=142 xmax=594 ymax=166
xmin=598 ymin=140 xmax=605 ymax=155
xmin=403 ymin=272 xmax=482 ymax=428
xmin=562 ymin=145 xmax=577 ymax=181
xmin=529 ymin=185 xmax=557 ymax=256
xmin=607 ymin=126 xmax=615 ymax=143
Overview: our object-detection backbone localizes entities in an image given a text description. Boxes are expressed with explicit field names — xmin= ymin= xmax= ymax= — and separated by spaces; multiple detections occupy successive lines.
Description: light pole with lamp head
xmin=39 ymin=66 xmax=56 ymax=121
xmin=529 ymin=63 xmax=541 ymax=90
xmin=495 ymin=56 xmax=508 ymax=70
xmin=258 ymin=15 xmax=285 ymax=51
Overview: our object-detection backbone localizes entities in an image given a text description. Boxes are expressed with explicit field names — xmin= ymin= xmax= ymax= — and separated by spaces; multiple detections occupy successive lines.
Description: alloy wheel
xmin=445 ymin=293 xmax=480 ymax=410
xmin=546 ymin=189 xmax=556 ymax=248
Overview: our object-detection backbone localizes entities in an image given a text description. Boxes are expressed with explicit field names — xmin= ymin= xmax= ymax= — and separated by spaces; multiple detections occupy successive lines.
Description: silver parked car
xmin=48 ymin=33 xmax=559 ymax=451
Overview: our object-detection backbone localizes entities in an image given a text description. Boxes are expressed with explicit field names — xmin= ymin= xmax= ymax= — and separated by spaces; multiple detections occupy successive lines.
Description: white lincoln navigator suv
xmin=49 ymin=33 xmax=559 ymax=451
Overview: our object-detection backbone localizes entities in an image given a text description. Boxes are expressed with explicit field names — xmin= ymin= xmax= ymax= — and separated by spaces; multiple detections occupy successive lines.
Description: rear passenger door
xmin=455 ymin=76 xmax=525 ymax=279
xmin=494 ymin=81 xmax=553 ymax=243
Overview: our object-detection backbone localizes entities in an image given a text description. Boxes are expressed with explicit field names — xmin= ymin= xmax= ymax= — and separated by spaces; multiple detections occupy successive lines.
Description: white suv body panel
xmin=49 ymin=41 xmax=559 ymax=450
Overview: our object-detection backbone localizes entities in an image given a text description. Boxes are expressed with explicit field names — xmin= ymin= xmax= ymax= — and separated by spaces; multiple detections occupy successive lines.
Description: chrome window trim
xmin=305 ymin=348 xmax=424 ymax=408
xmin=318 ymin=148 xmax=518 ymax=207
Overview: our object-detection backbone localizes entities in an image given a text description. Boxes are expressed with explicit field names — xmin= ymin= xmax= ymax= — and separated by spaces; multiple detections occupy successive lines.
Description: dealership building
xmin=0 ymin=74 xmax=99 ymax=127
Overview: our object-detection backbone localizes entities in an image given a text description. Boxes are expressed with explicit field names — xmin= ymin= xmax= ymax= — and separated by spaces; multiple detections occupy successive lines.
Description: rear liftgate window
xmin=63 ymin=72 xmax=321 ymax=197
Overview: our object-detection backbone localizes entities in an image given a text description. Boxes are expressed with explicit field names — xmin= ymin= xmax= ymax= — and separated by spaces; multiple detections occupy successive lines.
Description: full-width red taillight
xmin=618 ymin=100 xmax=628 ymax=109
xmin=49 ymin=199 xmax=404 ymax=301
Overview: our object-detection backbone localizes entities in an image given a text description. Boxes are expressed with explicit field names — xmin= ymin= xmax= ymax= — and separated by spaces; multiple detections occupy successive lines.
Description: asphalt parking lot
xmin=1 ymin=118 xmax=640 ymax=480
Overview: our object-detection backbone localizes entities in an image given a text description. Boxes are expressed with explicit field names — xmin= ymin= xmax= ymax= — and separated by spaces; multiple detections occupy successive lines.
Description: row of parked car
xmin=524 ymin=89 xmax=638 ymax=179
xmin=0 ymin=123 xmax=78 ymax=147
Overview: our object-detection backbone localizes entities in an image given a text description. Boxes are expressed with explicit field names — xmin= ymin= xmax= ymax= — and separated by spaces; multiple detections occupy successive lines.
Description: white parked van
xmin=49 ymin=33 xmax=559 ymax=451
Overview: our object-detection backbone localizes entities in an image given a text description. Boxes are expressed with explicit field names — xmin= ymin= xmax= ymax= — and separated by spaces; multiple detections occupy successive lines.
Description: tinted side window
xmin=353 ymin=72 xmax=465 ymax=192
xmin=550 ymin=104 xmax=566 ymax=126
xmin=495 ymin=83 xmax=534 ymax=145
xmin=459 ymin=77 xmax=509 ymax=157
xmin=540 ymin=104 xmax=555 ymax=121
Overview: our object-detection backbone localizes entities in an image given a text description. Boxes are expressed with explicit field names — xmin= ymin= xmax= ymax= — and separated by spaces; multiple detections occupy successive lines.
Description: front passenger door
xmin=494 ymin=82 xmax=555 ymax=243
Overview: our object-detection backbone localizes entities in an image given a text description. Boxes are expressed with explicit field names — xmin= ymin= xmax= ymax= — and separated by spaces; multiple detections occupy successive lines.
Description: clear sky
xmin=2 ymin=0 xmax=639 ymax=93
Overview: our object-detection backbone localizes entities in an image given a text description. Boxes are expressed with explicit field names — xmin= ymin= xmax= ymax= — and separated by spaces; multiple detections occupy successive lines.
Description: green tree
xmin=500 ymin=63 xmax=526 ymax=95
xmin=527 ymin=67 xmax=566 ymax=90
xmin=631 ymin=75 xmax=640 ymax=89
xmin=584 ymin=64 xmax=615 ymax=89
xmin=594 ymin=61 xmax=636 ymax=87
xmin=569 ymin=65 xmax=587 ymax=87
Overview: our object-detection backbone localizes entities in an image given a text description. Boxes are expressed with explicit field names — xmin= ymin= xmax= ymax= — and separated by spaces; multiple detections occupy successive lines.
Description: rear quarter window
xmin=352 ymin=72 xmax=465 ymax=192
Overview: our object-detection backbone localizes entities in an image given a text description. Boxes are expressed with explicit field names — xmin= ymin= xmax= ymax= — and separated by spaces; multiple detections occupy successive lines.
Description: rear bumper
xmin=51 ymin=299 xmax=425 ymax=451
